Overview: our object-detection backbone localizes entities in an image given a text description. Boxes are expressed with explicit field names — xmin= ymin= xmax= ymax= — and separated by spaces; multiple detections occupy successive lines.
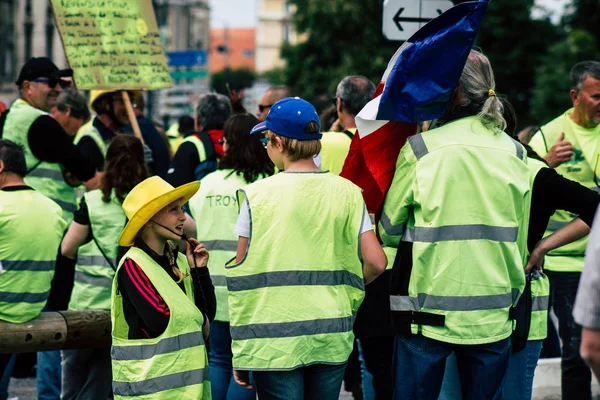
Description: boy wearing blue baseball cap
xmin=225 ymin=97 xmax=387 ymax=399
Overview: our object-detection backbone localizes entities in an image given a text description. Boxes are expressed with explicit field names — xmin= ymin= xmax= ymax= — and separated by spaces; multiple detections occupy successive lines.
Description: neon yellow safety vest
xmin=529 ymin=269 xmax=550 ymax=340
xmin=526 ymin=158 xmax=550 ymax=341
xmin=111 ymin=247 xmax=210 ymax=399
xmin=0 ymin=187 xmax=65 ymax=323
xmin=74 ymin=119 xmax=108 ymax=157
xmin=188 ymin=169 xmax=252 ymax=322
xmin=225 ymin=171 xmax=365 ymax=370
xmin=182 ymin=135 xmax=209 ymax=162
xmin=382 ymin=116 xmax=531 ymax=345
xmin=69 ymin=190 xmax=125 ymax=311
xmin=320 ymin=128 xmax=356 ymax=176
xmin=529 ymin=109 xmax=600 ymax=272
xmin=2 ymin=99 xmax=77 ymax=224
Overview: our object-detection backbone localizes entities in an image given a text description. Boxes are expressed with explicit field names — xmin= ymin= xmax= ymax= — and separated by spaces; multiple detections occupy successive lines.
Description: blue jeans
xmin=37 ymin=350 xmax=62 ymax=400
xmin=253 ymin=363 xmax=347 ymax=400
xmin=0 ymin=354 xmax=15 ymax=400
xmin=393 ymin=334 xmax=511 ymax=400
xmin=357 ymin=340 xmax=375 ymax=400
xmin=546 ymin=270 xmax=591 ymax=400
xmin=502 ymin=340 xmax=543 ymax=400
xmin=208 ymin=321 xmax=256 ymax=400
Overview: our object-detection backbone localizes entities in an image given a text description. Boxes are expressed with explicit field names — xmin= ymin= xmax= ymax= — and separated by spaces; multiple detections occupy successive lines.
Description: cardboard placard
xmin=51 ymin=0 xmax=173 ymax=90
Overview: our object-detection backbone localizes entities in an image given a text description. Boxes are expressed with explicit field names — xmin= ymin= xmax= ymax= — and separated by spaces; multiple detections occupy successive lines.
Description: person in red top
xmin=166 ymin=93 xmax=233 ymax=186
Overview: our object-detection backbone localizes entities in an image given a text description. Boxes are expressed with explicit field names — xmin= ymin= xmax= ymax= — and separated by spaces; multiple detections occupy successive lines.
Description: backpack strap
xmin=196 ymin=131 xmax=216 ymax=162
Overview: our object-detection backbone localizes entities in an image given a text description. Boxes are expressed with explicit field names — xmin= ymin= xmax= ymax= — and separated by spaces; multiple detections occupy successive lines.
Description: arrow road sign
xmin=383 ymin=0 xmax=454 ymax=41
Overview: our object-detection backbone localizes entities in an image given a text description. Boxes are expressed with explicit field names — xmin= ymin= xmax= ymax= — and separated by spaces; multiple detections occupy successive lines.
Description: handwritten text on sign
xmin=51 ymin=0 xmax=172 ymax=90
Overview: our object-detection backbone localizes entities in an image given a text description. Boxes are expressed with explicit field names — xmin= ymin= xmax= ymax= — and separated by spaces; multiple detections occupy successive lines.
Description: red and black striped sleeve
xmin=117 ymin=258 xmax=170 ymax=337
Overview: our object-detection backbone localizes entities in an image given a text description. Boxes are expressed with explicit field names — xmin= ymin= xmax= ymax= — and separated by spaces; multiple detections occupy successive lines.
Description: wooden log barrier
xmin=0 ymin=311 xmax=111 ymax=354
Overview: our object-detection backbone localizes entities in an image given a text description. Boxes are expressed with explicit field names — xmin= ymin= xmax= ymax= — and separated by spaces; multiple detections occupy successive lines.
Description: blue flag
xmin=376 ymin=0 xmax=489 ymax=122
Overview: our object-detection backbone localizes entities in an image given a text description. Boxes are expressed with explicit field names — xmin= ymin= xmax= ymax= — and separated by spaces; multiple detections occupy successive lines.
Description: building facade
xmin=256 ymin=0 xmax=301 ymax=74
xmin=209 ymin=28 xmax=256 ymax=73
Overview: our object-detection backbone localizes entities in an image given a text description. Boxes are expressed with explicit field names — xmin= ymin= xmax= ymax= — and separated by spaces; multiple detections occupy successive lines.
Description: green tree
xmin=281 ymin=0 xmax=398 ymax=101
xmin=475 ymin=0 xmax=563 ymax=128
xmin=562 ymin=0 xmax=600 ymax=49
xmin=281 ymin=0 xmax=562 ymax=128
xmin=530 ymin=30 xmax=600 ymax=125
xmin=210 ymin=68 xmax=256 ymax=95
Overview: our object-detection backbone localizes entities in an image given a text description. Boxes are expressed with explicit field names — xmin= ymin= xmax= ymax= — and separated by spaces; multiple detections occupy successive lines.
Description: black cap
xmin=15 ymin=57 xmax=73 ymax=86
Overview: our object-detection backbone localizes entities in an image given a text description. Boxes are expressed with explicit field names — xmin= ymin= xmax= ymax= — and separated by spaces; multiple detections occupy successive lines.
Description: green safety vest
xmin=111 ymin=247 xmax=210 ymax=399
xmin=320 ymin=128 xmax=355 ymax=176
xmin=188 ymin=169 xmax=251 ymax=322
xmin=382 ymin=116 xmax=531 ymax=345
xmin=2 ymin=99 xmax=77 ymax=224
xmin=225 ymin=171 xmax=365 ymax=370
xmin=69 ymin=190 xmax=125 ymax=311
xmin=529 ymin=269 xmax=550 ymax=340
xmin=526 ymin=158 xmax=550 ymax=341
xmin=74 ymin=119 xmax=108 ymax=157
xmin=0 ymin=188 xmax=65 ymax=323
xmin=182 ymin=135 xmax=209 ymax=162
xmin=529 ymin=109 xmax=600 ymax=272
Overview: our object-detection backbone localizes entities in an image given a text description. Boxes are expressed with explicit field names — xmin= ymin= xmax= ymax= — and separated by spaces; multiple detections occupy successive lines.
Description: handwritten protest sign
xmin=50 ymin=0 xmax=172 ymax=90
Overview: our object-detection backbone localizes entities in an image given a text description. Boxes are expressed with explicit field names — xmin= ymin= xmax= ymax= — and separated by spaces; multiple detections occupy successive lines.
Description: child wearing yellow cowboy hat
xmin=111 ymin=176 xmax=214 ymax=399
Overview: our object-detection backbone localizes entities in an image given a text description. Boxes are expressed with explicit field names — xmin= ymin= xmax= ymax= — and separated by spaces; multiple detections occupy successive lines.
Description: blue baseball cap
xmin=250 ymin=97 xmax=322 ymax=140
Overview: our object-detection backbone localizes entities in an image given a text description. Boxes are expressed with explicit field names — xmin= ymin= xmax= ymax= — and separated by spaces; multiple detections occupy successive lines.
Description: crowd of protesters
xmin=0 ymin=51 xmax=599 ymax=400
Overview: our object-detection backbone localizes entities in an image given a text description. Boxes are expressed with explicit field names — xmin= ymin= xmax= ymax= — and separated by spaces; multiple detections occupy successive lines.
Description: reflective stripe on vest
xmin=69 ymin=190 xmax=124 ymax=311
xmin=113 ymin=368 xmax=209 ymax=397
xmin=0 ymin=291 xmax=50 ymax=303
xmin=0 ymin=189 xmax=65 ymax=323
xmin=112 ymin=331 xmax=204 ymax=360
xmin=188 ymin=169 xmax=253 ymax=322
xmin=225 ymin=172 xmax=365 ymax=370
xmin=390 ymin=289 xmax=520 ymax=312
xmin=529 ymin=269 xmax=550 ymax=340
xmin=2 ymin=99 xmax=77 ymax=223
xmin=227 ymin=270 xmax=364 ymax=292
xmin=402 ymin=226 xmax=517 ymax=243
xmin=111 ymin=247 xmax=209 ymax=399
xmin=384 ymin=116 xmax=531 ymax=345
xmin=1 ymin=260 xmax=54 ymax=271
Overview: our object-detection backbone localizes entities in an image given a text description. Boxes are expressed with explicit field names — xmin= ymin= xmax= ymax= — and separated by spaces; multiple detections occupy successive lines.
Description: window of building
xmin=0 ymin=0 xmax=15 ymax=84
xmin=242 ymin=49 xmax=255 ymax=58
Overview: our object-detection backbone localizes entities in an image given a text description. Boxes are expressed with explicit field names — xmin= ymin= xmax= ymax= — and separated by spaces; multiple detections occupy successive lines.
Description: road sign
xmin=167 ymin=50 xmax=207 ymax=67
xmin=169 ymin=69 xmax=208 ymax=81
xmin=383 ymin=0 xmax=453 ymax=41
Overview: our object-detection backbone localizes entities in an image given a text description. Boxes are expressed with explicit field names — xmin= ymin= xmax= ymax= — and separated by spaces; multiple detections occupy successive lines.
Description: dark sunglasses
xmin=260 ymin=137 xmax=269 ymax=149
xmin=218 ymin=137 xmax=225 ymax=145
xmin=258 ymin=103 xmax=273 ymax=113
xmin=33 ymin=77 xmax=72 ymax=89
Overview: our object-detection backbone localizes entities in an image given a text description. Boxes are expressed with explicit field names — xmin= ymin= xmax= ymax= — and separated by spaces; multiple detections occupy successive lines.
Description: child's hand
xmin=185 ymin=238 xmax=209 ymax=268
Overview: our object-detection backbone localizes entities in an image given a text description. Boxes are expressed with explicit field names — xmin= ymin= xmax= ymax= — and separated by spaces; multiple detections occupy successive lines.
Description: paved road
xmin=7 ymin=378 xmax=355 ymax=400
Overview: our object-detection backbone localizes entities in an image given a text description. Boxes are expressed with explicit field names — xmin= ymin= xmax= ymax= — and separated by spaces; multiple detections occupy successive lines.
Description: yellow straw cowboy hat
xmin=118 ymin=176 xmax=200 ymax=246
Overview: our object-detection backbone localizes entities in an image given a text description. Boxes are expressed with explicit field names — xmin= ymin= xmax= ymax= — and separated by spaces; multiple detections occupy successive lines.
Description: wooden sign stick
xmin=122 ymin=91 xmax=145 ymax=144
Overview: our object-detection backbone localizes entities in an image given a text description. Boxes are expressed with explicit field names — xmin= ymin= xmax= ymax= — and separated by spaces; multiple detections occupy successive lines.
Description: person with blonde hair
xmin=227 ymin=97 xmax=387 ymax=399
xmin=110 ymin=176 xmax=215 ymax=399
xmin=382 ymin=50 xmax=532 ymax=399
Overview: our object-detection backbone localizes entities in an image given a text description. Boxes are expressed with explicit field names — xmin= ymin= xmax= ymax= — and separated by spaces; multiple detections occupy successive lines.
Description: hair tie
xmin=488 ymin=89 xmax=496 ymax=97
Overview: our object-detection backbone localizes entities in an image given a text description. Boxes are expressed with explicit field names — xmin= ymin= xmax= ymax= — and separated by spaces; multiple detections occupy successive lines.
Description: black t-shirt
xmin=77 ymin=117 xmax=117 ymax=172
xmin=116 ymin=241 xmax=216 ymax=340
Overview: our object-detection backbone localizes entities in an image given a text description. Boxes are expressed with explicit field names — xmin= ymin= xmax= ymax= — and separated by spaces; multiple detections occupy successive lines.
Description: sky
xmin=209 ymin=0 xmax=570 ymax=28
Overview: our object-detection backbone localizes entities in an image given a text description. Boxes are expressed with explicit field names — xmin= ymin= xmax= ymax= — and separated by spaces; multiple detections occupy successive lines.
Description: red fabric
xmin=123 ymin=258 xmax=170 ymax=316
xmin=206 ymin=129 xmax=224 ymax=157
xmin=340 ymin=82 xmax=417 ymax=216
